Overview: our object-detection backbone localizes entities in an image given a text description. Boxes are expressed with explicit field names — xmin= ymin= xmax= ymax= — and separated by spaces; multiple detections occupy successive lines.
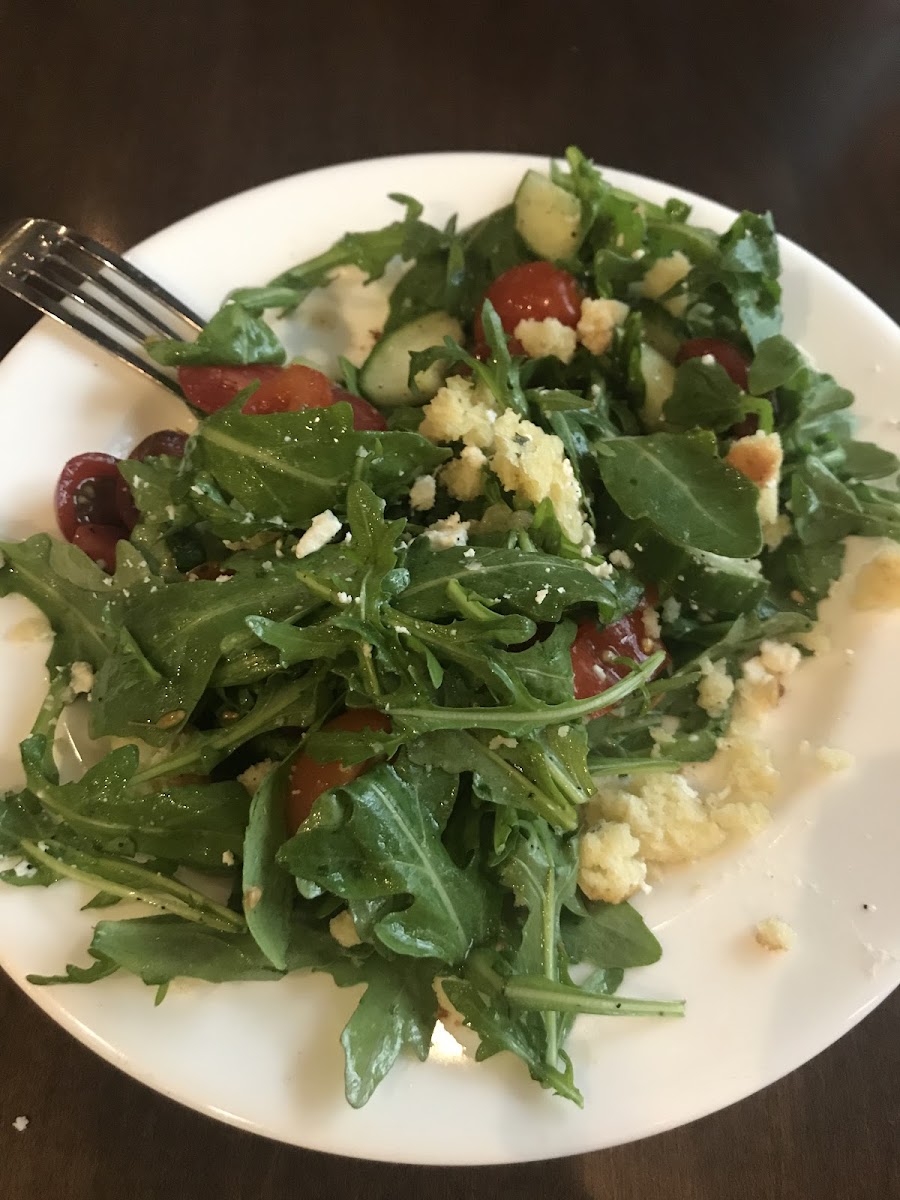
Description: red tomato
xmin=472 ymin=337 xmax=526 ymax=361
xmin=71 ymin=522 xmax=123 ymax=570
xmin=241 ymin=363 xmax=334 ymax=415
xmin=570 ymin=602 xmax=667 ymax=717
xmin=474 ymin=262 xmax=582 ymax=343
xmin=177 ymin=365 xmax=283 ymax=414
xmin=129 ymin=429 xmax=189 ymax=461
xmin=116 ymin=429 xmax=190 ymax=531
xmin=286 ymin=709 xmax=391 ymax=833
xmin=329 ymin=385 xmax=388 ymax=432
xmin=675 ymin=338 xmax=750 ymax=391
xmin=55 ymin=452 xmax=122 ymax=541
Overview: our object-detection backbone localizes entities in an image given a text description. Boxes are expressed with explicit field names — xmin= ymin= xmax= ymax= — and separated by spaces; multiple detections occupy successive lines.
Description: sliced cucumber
xmin=514 ymin=170 xmax=581 ymax=261
xmin=639 ymin=343 xmax=677 ymax=429
xmin=358 ymin=311 xmax=463 ymax=407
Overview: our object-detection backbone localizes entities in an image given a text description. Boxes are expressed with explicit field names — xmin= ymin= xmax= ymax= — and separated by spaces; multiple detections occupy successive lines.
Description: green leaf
xmin=663 ymin=359 xmax=745 ymax=432
xmin=747 ymin=334 xmax=803 ymax=394
xmin=21 ymin=736 xmax=249 ymax=869
xmin=147 ymin=302 xmax=286 ymax=368
xmin=279 ymin=757 xmax=489 ymax=965
xmin=841 ymin=440 xmax=899 ymax=481
xmin=242 ymin=759 xmax=294 ymax=970
xmin=340 ymin=956 xmax=438 ymax=1108
xmin=192 ymin=405 xmax=448 ymax=527
xmin=0 ymin=535 xmax=120 ymax=670
xmin=27 ymin=954 xmax=119 ymax=986
xmin=593 ymin=432 xmax=762 ymax=556
xmin=90 ymin=565 xmax=329 ymax=738
xmin=562 ymin=900 xmax=661 ymax=968
xmin=398 ymin=543 xmax=641 ymax=624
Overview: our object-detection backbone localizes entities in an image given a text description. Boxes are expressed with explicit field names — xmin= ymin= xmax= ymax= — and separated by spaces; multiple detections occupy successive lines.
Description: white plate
xmin=1 ymin=154 xmax=899 ymax=1166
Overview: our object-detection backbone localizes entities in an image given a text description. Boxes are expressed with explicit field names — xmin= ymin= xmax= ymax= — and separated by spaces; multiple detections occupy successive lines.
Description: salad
xmin=2 ymin=147 xmax=899 ymax=1110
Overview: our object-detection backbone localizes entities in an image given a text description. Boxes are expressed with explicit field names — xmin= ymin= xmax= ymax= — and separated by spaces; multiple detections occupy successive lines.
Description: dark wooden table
xmin=2 ymin=2 xmax=898 ymax=1196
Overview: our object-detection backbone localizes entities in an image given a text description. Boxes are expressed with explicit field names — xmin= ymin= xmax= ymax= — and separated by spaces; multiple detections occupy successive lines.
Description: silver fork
xmin=0 ymin=217 xmax=204 ymax=394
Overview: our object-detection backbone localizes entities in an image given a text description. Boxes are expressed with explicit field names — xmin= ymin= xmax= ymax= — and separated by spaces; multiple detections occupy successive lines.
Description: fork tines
xmin=0 ymin=217 xmax=205 ymax=394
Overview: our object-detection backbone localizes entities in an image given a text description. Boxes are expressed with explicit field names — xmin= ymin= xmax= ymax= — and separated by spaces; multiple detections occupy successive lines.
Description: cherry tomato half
xmin=70 ymin=522 xmax=123 ymax=571
xmin=330 ymin=385 xmax=388 ymax=432
xmin=570 ymin=602 xmax=667 ymax=717
xmin=675 ymin=337 xmax=750 ymax=391
xmin=286 ymin=709 xmax=392 ymax=834
xmin=115 ymin=429 xmax=190 ymax=532
xmin=474 ymin=262 xmax=583 ymax=343
xmin=55 ymin=452 xmax=122 ymax=541
xmin=177 ymin=365 xmax=283 ymax=414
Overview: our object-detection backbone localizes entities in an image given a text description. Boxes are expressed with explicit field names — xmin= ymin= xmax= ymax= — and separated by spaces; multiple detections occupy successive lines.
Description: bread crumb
xmin=237 ymin=760 xmax=275 ymax=795
xmin=815 ymin=745 xmax=854 ymax=773
xmin=329 ymin=910 xmax=362 ymax=948
xmin=608 ymin=549 xmax=633 ymax=570
xmin=755 ymin=917 xmax=795 ymax=952
xmin=853 ymin=547 xmax=900 ymax=610
xmin=441 ymin=446 xmax=487 ymax=502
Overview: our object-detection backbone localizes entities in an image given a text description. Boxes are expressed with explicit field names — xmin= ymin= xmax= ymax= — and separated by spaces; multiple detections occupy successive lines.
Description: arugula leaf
xmin=663 ymin=359 xmax=746 ymax=432
xmin=242 ymin=758 xmax=294 ymax=970
xmin=398 ymin=543 xmax=641 ymax=623
xmin=27 ymin=955 xmax=120 ymax=986
xmin=562 ymin=900 xmax=661 ymax=968
xmin=147 ymin=303 xmax=286 ymax=368
xmin=687 ymin=212 xmax=782 ymax=349
xmin=192 ymin=405 xmax=448 ymax=527
xmin=594 ymin=432 xmax=762 ymax=556
xmin=280 ymin=756 xmax=491 ymax=965
xmin=17 ymin=838 xmax=243 ymax=932
xmin=0 ymin=535 xmax=120 ymax=669
xmin=21 ymin=736 xmax=248 ymax=868
xmin=90 ymin=567 xmax=329 ymax=739
xmin=339 ymin=955 xmax=437 ymax=1108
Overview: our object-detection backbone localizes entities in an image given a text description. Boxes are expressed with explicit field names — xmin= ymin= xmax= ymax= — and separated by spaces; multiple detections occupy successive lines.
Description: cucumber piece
xmin=676 ymin=550 xmax=768 ymax=614
xmin=358 ymin=311 xmax=463 ymax=407
xmin=514 ymin=170 xmax=581 ymax=261
xmin=639 ymin=343 xmax=677 ymax=429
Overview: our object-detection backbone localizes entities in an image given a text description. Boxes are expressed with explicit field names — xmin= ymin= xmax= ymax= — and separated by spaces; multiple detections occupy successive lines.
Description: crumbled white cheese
xmin=13 ymin=860 xmax=36 ymax=878
xmin=294 ymin=510 xmax=342 ymax=559
xmin=419 ymin=374 xmax=499 ymax=448
xmin=755 ymin=917 xmax=795 ymax=952
xmin=69 ymin=661 xmax=94 ymax=697
xmin=423 ymin=512 xmax=470 ymax=550
xmin=558 ymin=725 xmax=570 ymax=738
xmin=535 ymin=586 xmax=550 ymax=604
xmin=608 ymin=549 xmax=633 ymax=570
xmin=514 ymin=317 xmax=577 ymax=364
xmin=815 ymin=745 xmax=854 ymax=773
xmin=442 ymin=445 xmax=487 ymax=502
xmin=488 ymin=735 xmax=518 ymax=751
xmin=419 ymin=374 xmax=586 ymax=542
xmin=585 ymin=559 xmax=614 ymax=579
xmin=578 ymin=821 xmax=647 ymax=903
xmin=222 ymin=850 xmax=235 ymax=867
xmin=576 ymin=298 xmax=629 ymax=356
xmin=237 ymin=759 xmax=275 ymax=795
xmin=697 ymin=656 xmax=735 ymax=717
xmin=853 ymin=547 xmax=900 ymax=610
xmin=642 ymin=606 xmax=661 ymax=640
xmin=489 ymin=410 xmax=585 ymax=542
xmin=329 ymin=910 xmax=362 ymax=948
xmin=409 ymin=474 xmax=437 ymax=512
xmin=336 ymin=591 xmax=352 ymax=605
xmin=661 ymin=596 xmax=682 ymax=623
xmin=12 ymin=1116 xmax=29 ymax=1132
